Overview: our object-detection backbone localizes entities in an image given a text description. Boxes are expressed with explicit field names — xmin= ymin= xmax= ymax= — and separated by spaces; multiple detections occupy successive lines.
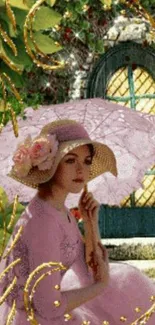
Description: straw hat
xmin=8 ymin=119 xmax=118 ymax=188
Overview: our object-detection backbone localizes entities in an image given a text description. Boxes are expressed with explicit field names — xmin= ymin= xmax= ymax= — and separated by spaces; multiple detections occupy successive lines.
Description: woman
xmin=0 ymin=119 xmax=154 ymax=325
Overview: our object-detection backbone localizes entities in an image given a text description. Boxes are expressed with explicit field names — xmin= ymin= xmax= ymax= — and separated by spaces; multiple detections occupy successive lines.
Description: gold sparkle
xmin=135 ymin=307 xmax=141 ymax=313
xmin=63 ymin=10 xmax=72 ymax=18
xmin=120 ymin=316 xmax=127 ymax=322
xmin=53 ymin=300 xmax=61 ymax=307
xmin=54 ymin=284 xmax=60 ymax=290
xmin=102 ymin=321 xmax=110 ymax=325
xmin=82 ymin=4 xmax=89 ymax=12
xmin=55 ymin=24 xmax=61 ymax=31
xmin=82 ymin=321 xmax=91 ymax=325
xmin=64 ymin=313 xmax=72 ymax=320
xmin=150 ymin=295 xmax=155 ymax=302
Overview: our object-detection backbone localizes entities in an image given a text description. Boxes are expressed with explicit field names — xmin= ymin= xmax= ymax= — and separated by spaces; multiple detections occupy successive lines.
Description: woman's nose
xmin=76 ymin=162 xmax=83 ymax=172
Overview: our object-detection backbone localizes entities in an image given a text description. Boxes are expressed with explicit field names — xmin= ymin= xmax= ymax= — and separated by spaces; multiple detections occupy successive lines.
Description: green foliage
xmin=0 ymin=1 xmax=63 ymax=86
xmin=0 ymin=0 xmax=154 ymax=122
xmin=140 ymin=0 xmax=155 ymax=11
xmin=0 ymin=202 xmax=25 ymax=234
xmin=0 ymin=229 xmax=11 ymax=247
xmin=143 ymin=268 xmax=155 ymax=279
xmin=0 ymin=187 xmax=9 ymax=209
xmin=32 ymin=7 xmax=62 ymax=31
xmin=108 ymin=243 xmax=155 ymax=260
xmin=0 ymin=94 xmax=25 ymax=125
xmin=0 ymin=187 xmax=25 ymax=253
xmin=0 ymin=187 xmax=25 ymax=234
xmin=28 ymin=31 xmax=62 ymax=54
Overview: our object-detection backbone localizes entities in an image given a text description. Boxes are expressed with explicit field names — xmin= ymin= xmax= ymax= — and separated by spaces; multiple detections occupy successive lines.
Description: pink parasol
xmin=0 ymin=98 xmax=155 ymax=207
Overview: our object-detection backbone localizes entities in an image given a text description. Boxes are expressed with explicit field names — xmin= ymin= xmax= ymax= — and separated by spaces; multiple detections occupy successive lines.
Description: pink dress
xmin=0 ymin=194 xmax=155 ymax=325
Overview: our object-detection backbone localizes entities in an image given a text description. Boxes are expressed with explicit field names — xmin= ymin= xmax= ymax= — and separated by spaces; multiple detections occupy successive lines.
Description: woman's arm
xmin=63 ymin=280 xmax=106 ymax=313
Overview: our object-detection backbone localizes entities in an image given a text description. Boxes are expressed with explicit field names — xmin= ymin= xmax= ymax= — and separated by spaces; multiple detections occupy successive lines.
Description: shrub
xmin=108 ymin=243 xmax=155 ymax=260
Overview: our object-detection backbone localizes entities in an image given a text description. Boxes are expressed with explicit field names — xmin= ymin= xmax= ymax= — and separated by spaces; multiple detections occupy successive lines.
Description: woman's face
xmin=51 ymin=145 xmax=92 ymax=194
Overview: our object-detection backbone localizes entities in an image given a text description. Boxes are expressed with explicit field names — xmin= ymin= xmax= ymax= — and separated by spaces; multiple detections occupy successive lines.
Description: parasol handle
xmin=84 ymin=184 xmax=88 ymax=193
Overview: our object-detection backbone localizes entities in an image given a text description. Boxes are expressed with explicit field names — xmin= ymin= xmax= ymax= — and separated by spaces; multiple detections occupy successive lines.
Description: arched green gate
xmin=87 ymin=42 xmax=155 ymax=238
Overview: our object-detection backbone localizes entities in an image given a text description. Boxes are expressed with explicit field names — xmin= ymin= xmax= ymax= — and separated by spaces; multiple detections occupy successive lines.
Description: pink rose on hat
xmin=30 ymin=134 xmax=59 ymax=170
xmin=13 ymin=136 xmax=32 ymax=177
xmin=12 ymin=134 xmax=59 ymax=177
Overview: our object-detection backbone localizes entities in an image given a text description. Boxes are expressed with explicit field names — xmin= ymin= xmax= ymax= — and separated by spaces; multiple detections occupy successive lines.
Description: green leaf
xmin=29 ymin=31 xmax=62 ymax=54
xmin=0 ymin=0 xmax=5 ymax=6
xmin=0 ymin=187 xmax=9 ymax=209
xmin=32 ymin=7 xmax=62 ymax=31
xmin=0 ymin=229 xmax=11 ymax=247
xmin=23 ymin=0 xmax=35 ymax=7
xmin=0 ymin=202 xmax=25 ymax=234
xmin=9 ymin=0 xmax=30 ymax=10
xmin=96 ymin=39 xmax=105 ymax=53
xmin=0 ymin=10 xmax=17 ymax=37
xmin=75 ymin=2 xmax=83 ymax=13
xmin=0 ymin=38 xmax=24 ymax=71
xmin=13 ymin=7 xmax=29 ymax=28
xmin=81 ymin=21 xmax=91 ymax=30
xmin=45 ymin=0 xmax=57 ymax=6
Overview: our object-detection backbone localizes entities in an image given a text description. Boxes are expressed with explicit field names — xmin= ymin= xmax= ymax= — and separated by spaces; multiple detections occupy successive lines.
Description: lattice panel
xmin=106 ymin=67 xmax=155 ymax=207
xmin=107 ymin=67 xmax=130 ymax=98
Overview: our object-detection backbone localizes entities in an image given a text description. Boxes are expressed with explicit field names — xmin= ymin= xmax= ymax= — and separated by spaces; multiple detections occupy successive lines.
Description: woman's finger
xmin=84 ymin=195 xmax=98 ymax=206
xmin=82 ymin=192 xmax=93 ymax=203
xmin=85 ymin=201 xmax=98 ymax=210
xmin=79 ymin=190 xmax=87 ymax=203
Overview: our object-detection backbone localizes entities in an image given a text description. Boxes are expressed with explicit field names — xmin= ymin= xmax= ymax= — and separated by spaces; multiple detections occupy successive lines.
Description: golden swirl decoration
xmin=28 ymin=14 xmax=63 ymax=67
xmin=0 ymin=76 xmax=7 ymax=134
xmin=1 ymin=73 xmax=23 ymax=103
xmin=23 ymin=261 xmax=68 ymax=324
xmin=3 ymin=226 xmax=23 ymax=259
xmin=7 ymin=195 xmax=19 ymax=231
xmin=121 ymin=0 xmax=155 ymax=29
xmin=0 ymin=276 xmax=17 ymax=305
xmin=7 ymin=104 xmax=19 ymax=137
xmin=0 ymin=196 xmax=7 ymax=260
xmin=130 ymin=301 xmax=155 ymax=325
xmin=0 ymin=258 xmax=21 ymax=282
xmin=0 ymin=192 xmax=23 ymax=259
xmin=0 ymin=77 xmax=7 ymax=108
xmin=5 ymin=299 xmax=17 ymax=325
xmin=0 ymin=73 xmax=22 ymax=135
xmin=0 ymin=24 xmax=17 ymax=56
xmin=23 ymin=0 xmax=65 ymax=71
xmin=5 ymin=0 xmax=17 ymax=31
xmin=0 ymin=53 xmax=21 ymax=73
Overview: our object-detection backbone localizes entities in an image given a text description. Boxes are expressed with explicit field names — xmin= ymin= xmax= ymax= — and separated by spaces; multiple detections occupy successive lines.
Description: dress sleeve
xmin=23 ymin=207 xmax=69 ymax=321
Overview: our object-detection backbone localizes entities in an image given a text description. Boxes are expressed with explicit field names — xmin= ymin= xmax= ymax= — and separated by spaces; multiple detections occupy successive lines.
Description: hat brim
xmin=8 ymin=139 xmax=117 ymax=189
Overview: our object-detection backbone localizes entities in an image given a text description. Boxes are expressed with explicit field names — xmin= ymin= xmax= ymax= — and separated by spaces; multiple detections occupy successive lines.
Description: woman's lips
xmin=73 ymin=179 xmax=84 ymax=183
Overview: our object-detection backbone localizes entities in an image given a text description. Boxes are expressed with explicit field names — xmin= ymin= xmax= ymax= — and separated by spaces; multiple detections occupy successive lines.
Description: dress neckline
xmin=35 ymin=194 xmax=72 ymax=223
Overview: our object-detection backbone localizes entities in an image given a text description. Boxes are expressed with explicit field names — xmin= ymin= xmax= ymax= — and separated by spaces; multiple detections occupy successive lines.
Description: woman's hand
xmin=78 ymin=190 xmax=100 ymax=223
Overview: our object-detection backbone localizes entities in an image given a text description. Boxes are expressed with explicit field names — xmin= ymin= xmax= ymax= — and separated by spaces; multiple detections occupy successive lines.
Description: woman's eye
xmin=65 ymin=158 xmax=92 ymax=165
xmin=85 ymin=160 xmax=92 ymax=165
xmin=66 ymin=159 xmax=75 ymax=163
